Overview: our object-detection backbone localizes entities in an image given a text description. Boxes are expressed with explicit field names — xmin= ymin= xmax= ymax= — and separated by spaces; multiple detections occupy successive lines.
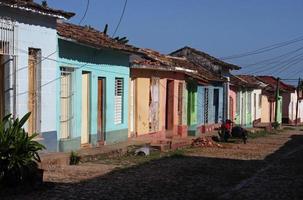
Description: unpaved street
xmin=2 ymin=130 xmax=303 ymax=200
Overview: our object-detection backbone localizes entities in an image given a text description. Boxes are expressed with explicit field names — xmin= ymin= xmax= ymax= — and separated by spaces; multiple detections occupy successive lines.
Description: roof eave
xmin=0 ymin=3 xmax=75 ymax=20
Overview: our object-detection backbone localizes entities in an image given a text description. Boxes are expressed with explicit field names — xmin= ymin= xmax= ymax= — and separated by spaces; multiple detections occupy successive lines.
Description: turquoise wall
xmin=57 ymin=39 xmax=130 ymax=151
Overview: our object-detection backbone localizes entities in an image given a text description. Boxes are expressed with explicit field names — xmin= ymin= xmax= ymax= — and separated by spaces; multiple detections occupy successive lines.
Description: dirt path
xmin=2 ymin=130 xmax=303 ymax=200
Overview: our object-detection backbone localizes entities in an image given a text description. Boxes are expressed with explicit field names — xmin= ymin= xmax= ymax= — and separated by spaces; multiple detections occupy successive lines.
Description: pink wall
xmin=229 ymin=89 xmax=237 ymax=121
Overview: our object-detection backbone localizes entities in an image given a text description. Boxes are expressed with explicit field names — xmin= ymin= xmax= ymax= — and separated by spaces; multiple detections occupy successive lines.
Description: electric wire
xmin=220 ymin=34 xmax=303 ymax=60
xmin=79 ymin=0 xmax=90 ymax=25
xmin=112 ymin=0 xmax=128 ymax=37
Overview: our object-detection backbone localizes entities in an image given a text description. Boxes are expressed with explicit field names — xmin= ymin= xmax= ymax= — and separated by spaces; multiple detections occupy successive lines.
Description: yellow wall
xmin=135 ymin=78 xmax=151 ymax=135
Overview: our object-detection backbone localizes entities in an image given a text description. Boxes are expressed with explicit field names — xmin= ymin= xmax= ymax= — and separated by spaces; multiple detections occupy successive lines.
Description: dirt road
xmin=3 ymin=130 xmax=303 ymax=200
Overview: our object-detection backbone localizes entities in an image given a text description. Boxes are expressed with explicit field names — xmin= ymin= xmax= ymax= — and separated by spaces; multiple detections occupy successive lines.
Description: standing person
xmin=223 ymin=119 xmax=232 ymax=142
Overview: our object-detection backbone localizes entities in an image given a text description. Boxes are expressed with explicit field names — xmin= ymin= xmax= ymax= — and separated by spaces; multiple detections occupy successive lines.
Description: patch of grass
xmin=70 ymin=151 xmax=81 ymax=165
xmin=283 ymin=127 xmax=296 ymax=131
xmin=247 ymin=130 xmax=276 ymax=139
xmin=94 ymin=148 xmax=188 ymax=168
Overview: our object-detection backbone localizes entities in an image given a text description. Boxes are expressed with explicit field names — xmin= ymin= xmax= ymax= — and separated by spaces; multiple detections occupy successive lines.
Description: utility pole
xmin=275 ymin=77 xmax=280 ymax=124
xmin=295 ymin=78 xmax=301 ymax=126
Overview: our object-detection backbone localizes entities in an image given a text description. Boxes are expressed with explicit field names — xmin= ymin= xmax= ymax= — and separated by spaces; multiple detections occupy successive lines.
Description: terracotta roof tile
xmin=0 ymin=0 xmax=74 ymax=19
xmin=256 ymin=76 xmax=296 ymax=92
xmin=170 ymin=46 xmax=241 ymax=71
xmin=57 ymin=22 xmax=138 ymax=53
xmin=131 ymin=48 xmax=223 ymax=82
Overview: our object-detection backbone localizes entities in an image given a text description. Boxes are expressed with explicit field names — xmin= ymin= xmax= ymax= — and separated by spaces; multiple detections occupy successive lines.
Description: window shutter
xmin=114 ymin=78 xmax=123 ymax=124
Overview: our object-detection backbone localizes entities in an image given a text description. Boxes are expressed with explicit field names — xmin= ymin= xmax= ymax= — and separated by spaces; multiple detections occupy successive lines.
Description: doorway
xmin=165 ymin=80 xmax=174 ymax=130
xmin=81 ymin=72 xmax=90 ymax=145
xmin=229 ymin=96 xmax=234 ymax=120
xmin=0 ymin=54 xmax=4 ymax=119
xmin=213 ymin=89 xmax=219 ymax=123
xmin=97 ymin=77 xmax=105 ymax=143
xmin=28 ymin=48 xmax=41 ymax=135
xmin=177 ymin=82 xmax=183 ymax=125
xmin=254 ymin=93 xmax=257 ymax=120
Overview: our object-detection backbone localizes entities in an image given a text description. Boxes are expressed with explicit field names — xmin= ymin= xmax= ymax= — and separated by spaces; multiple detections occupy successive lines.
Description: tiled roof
xmin=57 ymin=22 xmax=138 ymax=53
xmin=229 ymin=75 xmax=260 ymax=89
xmin=256 ymin=76 xmax=296 ymax=93
xmin=237 ymin=75 xmax=267 ymax=88
xmin=131 ymin=48 xmax=224 ymax=82
xmin=0 ymin=0 xmax=74 ymax=19
xmin=170 ymin=46 xmax=241 ymax=70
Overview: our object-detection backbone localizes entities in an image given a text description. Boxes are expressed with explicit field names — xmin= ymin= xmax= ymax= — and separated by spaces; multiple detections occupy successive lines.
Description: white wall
xmin=288 ymin=92 xmax=297 ymax=121
xmin=0 ymin=7 xmax=58 ymax=134
xmin=251 ymin=89 xmax=262 ymax=121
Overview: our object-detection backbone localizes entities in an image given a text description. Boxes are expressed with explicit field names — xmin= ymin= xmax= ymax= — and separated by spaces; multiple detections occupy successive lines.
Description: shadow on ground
xmin=2 ymin=135 xmax=303 ymax=200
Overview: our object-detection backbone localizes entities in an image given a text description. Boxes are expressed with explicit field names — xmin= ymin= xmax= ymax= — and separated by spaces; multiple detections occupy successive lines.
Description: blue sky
xmin=38 ymin=0 xmax=303 ymax=84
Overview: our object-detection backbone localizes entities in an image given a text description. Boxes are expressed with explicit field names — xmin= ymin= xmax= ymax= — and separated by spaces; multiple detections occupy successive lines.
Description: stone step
xmin=40 ymin=152 xmax=70 ymax=170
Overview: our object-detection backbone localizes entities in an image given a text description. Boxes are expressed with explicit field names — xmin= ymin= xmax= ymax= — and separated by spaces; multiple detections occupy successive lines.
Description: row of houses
xmin=1 ymin=0 xmax=302 ymax=152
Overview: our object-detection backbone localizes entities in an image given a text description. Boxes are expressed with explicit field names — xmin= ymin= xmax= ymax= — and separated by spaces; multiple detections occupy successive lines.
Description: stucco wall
xmin=0 ymin=7 xmax=59 ymax=151
xmin=58 ymin=39 xmax=129 ymax=150
xmin=229 ymin=89 xmax=237 ymax=121
xmin=251 ymin=89 xmax=262 ymax=121
xmin=134 ymin=78 xmax=150 ymax=135
xmin=261 ymin=95 xmax=271 ymax=123
xmin=282 ymin=92 xmax=297 ymax=121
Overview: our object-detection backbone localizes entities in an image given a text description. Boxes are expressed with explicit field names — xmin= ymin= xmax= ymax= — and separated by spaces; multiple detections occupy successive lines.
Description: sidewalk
xmin=40 ymin=134 xmax=194 ymax=170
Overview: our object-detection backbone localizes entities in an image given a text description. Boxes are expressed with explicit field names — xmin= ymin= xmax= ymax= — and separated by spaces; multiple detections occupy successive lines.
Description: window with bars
xmin=60 ymin=67 xmax=74 ymax=139
xmin=0 ymin=18 xmax=16 ymax=56
xmin=177 ymin=82 xmax=183 ymax=125
xmin=114 ymin=78 xmax=123 ymax=124
xmin=204 ymin=88 xmax=209 ymax=124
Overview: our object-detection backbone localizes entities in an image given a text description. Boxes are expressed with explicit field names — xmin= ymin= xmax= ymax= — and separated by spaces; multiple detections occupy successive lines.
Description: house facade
xmin=256 ymin=76 xmax=284 ymax=124
xmin=129 ymin=49 xmax=193 ymax=140
xmin=170 ymin=46 xmax=240 ymax=124
xmin=0 ymin=0 xmax=74 ymax=152
xmin=56 ymin=22 xmax=135 ymax=151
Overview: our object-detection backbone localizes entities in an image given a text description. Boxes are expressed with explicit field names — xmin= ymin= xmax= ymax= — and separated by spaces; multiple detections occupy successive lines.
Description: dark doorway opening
xmin=165 ymin=80 xmax=174 ymax=130
xmin=98 ymin=77 xmax=106 ymax=144
xmin=214 ymin=89 xmax=219 ymax=123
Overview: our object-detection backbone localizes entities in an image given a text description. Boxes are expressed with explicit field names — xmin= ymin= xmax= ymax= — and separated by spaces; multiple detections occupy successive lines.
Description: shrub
xmin=70 ymin=151 xmax=80 ymax=165
xmin=272 ymin=122 xmax=280 ymax=130
xmin=0 ymin=113 xmax=45 ymax=187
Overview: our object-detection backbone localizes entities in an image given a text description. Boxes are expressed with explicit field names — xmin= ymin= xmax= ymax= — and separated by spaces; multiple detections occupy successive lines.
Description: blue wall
xmin=197 ymin=85 xmax=224 ymax=126
xmin=57 ymin=39 xmax=130 ymax=151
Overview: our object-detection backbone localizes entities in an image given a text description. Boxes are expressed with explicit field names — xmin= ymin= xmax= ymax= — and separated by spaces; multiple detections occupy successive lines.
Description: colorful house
xmin=256 ymin=76 xmax=284 ymax=124
xmin=280 ymin=82 xmax=298 ymax=125
xmin=236 ymin=75 xmax=266 ymax=126
xmin=170 ymin=46 xmax=240 ymax=132
xmin=129 ymin=49 xmax=202 ymax=139
xmin=0 ymin=0 xmax=74 ymax=152
xmin=56 ymin=22 xmax=136 ymax=151
xmin=229 ymin=76 xmax=258 ymax=127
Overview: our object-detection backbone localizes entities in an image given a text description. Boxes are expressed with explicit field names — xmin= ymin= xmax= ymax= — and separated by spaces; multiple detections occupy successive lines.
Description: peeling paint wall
xmin=261 ymin=95 xmax=271 ymax=123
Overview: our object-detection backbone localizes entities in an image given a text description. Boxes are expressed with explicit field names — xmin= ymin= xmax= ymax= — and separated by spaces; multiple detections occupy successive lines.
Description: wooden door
xmin=28 ymin=49 xmax=41 ymax=135
xmin=254 ymin=94 xmax=257 ymax=120
xmin=81 ymin=73 xmax=90 ymax=144
xmin=229 ymin=96 xmax=234 ymax=120
xmin=129 ymin=79 xmax=135 ymax=133
xmin=165 ymin=80 xmax=174 ymax=130
xmin=149 ymin=78 xmax=160 ymax=132
xmin=177 ymin=83 xmax=183 ymax=125
xmin=214 ymin=89 xmax=219 ymax=123
xmin=0 ymin=55 xmax=4 ymax=119
xmin=98 ymin=78 xmax=105 ymax=143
